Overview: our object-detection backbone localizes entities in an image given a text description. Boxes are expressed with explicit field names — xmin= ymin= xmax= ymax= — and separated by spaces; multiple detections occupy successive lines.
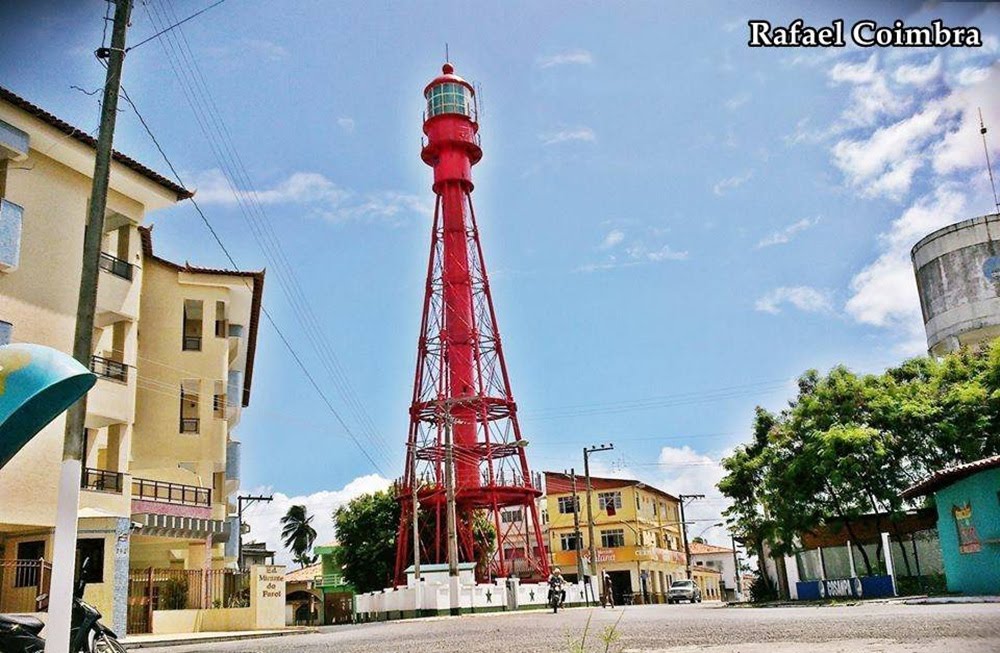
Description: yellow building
xmin=544 ymin=472 xmax=687 ymax=604
xmin=0 ymin=86 xmax=190 ymax=631
xmin=0 ymin=86 xmax=264 ymax=635
xmin=128 ymin=225 xmax=263 ymax=576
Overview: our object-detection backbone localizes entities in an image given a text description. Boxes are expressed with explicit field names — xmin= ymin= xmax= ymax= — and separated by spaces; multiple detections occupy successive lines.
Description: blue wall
xmin=934 ymin=467 xmax=1000 ymax=595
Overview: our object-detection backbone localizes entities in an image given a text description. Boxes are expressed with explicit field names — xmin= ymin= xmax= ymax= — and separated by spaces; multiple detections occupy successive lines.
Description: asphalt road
xmin=146 ymin=602 xmax=1000 ymax=653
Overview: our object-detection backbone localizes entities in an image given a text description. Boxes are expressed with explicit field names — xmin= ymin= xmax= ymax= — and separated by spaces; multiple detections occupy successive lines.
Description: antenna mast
xmin=980 ymin=107 xmax=1000 ymax=214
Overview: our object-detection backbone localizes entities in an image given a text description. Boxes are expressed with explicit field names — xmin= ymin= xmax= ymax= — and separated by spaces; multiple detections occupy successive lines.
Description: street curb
xmin=121 ymin=627 xmax=318 ymax=649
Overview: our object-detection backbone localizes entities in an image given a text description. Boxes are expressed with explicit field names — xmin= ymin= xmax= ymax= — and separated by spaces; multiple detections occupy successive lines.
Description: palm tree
xmin=281 ymin=505 xmax=318 ymax=568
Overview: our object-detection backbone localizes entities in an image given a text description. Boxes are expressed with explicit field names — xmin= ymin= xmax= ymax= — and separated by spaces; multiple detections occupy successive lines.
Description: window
xmin=426 ymin=82 xmax=472 ymax=118
xmin=600 ymin=529 xmax=625 ymax=548
xmin=501 ymin=509 xmax=523 ymax=524
xmin=75 ymin=538 xmax=104 ymax=584
xmin=182 ymin=299 xmax=203 ymax=351
xmin=14 ymin=540 xmax=45 ymax=587
xmin=557 ymin=496 xmax=579 ymax=514
xmin=560 ymin=533 xmax=581 ymax=551
xmin=215 ymin=301 xmax=228 ymax=338
xmin=214 ymin=380 xmax=226 ymax=418
xmin=541 ymin=509 xmax=548 ymax=525
xmin=0 ymin=319 xmax=11 ymax=346
xmin=598 ymin=491 xmax=622 ymax=511
xmin=180 ymin=380 xmax=200 ymax=433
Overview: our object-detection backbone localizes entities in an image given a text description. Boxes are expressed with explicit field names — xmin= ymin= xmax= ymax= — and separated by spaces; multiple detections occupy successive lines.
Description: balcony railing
xmin=132 ymin=477 xmax=211 ymax=507
xmin=180 ymin=417 xmax=200 ymax=433
xmin=99 ymin=251 xmax=134 ymax=281
xmin=81 ymin=467 xmax=124 ymax=493
xmin=182 ymin=335 xmax=202 ymax=351
xmin=91 ymin=355 xmax=128 ymax=383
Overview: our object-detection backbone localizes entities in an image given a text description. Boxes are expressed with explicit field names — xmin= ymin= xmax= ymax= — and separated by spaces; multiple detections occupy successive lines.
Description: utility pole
xmin=678 ymin=494 xmax=704 ymax=579
xmin=444 ymin=409 xmax=459 ymax=615
xmin=238 ymin=494 xmax=273 ymax=570
xmin=583 ymin=443 xmax=613 ymax=600
xmin=411 ymin=442 xmax=421 ymax=581
xmin=568 ymin=469 xmax=586 ymax=603
xmin=731 ymin=532 xmax=742 ymax=600
xmin=46 ymin=3 xmax=131 ymax=651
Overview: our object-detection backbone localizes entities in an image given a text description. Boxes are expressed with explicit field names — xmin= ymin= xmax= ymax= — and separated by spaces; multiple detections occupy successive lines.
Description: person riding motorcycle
xmin=547 ymin=567 xmax=566 ymax=608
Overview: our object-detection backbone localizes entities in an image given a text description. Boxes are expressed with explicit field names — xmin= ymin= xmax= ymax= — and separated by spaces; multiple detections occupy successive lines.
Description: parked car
xmin=667 ymin=579 xmax=702 ymax=604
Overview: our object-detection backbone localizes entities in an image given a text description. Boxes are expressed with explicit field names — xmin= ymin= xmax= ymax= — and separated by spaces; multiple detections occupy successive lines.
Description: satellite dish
xmin=0 ymin=343 xmax=96 ymax=470
xmin=241 ymin=523 xmax=251 ymax=535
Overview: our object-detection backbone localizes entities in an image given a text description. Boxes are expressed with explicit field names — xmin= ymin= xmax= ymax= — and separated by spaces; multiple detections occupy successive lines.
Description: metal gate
xmin=126 ymin=569 xmax=152 ymax=635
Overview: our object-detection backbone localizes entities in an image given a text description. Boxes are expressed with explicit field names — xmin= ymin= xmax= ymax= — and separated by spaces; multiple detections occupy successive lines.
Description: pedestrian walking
xmin=601 ymin=570 xmax=615 ymax=608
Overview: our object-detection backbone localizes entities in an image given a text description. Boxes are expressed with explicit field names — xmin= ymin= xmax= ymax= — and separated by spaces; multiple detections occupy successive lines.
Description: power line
xmin=127 ymin=0 xmax=226 ymax=52
xmin=140 ymin=0 xmax=397 ymax=468
xmin=113 ymin=81 xmax=389 ymax=476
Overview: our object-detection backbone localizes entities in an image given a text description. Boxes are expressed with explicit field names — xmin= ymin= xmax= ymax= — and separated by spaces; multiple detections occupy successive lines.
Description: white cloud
xmin=932 ymin=66 xmax=1000 ymax=175
xmin=243 ymin=39 xmax=288 ymax=61
xmin=628 ymin=243 xmax=688 ymax=262
xmin=755 ymin=286 xmax=834 ymax=315
xmin=337 ymin=117 xmax=355 ymax=133
xmin=537 ymin=50 xmax=593 ymax=68
xmin=242 ymin=474 xmax=393 ymax=567
xmin=756 ymin=217 xmax=819 ymax=249
xmin=725 ymin=93 xmax=750 ymax=111
xmin=954 ymin=67 xmax=991 ymax=86
xmin=586 ymin=445 xmax=732 ymax=547
xmin=600 ymin=229 xmax=625 ymax=249
xmin=193 ymin=169 xmax=432 ymax=224
xmin=712 ymin=170 xmax=752 ymax=196
xmin=829 ymin=54 xmax=879 ymax=85
xmin=540 ymin=127 xmax=596 ymax=146
xmin=845 ymin=187 xmax=967 ymax=331
xmin=578 ymin=229 xmax=688 ymax=272
xmin=894 ymin=56 xmax=942 ymax=87
xmin=830 ymin=105 xmax=945 ymax=200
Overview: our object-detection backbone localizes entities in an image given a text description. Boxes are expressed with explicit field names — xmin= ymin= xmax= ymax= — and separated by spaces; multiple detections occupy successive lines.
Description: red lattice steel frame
xmin=394 ymin=64 xmax=549 ymax=585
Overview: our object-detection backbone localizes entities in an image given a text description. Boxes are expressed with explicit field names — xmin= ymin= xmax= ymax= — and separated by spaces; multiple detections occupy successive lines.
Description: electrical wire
xmin=139 ymin=0 xmax=396 ymax=469
xmin=112 ymin=79 xmax=390 ymax=476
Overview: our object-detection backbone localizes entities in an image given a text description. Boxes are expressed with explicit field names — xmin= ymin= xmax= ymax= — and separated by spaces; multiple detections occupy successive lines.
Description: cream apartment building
xmin=0 ymin=86 xmax=263 ymax=635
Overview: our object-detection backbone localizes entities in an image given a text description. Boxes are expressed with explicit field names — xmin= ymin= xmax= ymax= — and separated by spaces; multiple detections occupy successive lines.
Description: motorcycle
xmin=547 ymin=582 xmax=565 ymax=614
xmin=0 ymin=560 xmax=125 ymax=653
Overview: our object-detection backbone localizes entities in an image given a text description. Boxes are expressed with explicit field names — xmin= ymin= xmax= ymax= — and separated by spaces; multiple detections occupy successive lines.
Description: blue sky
xmin=2 ymin=1 xmax=999 ymax=557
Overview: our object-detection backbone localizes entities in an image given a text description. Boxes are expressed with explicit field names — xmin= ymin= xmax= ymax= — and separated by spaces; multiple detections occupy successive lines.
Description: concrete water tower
xmin=912 ymin=212 xmax=1000 ymax=356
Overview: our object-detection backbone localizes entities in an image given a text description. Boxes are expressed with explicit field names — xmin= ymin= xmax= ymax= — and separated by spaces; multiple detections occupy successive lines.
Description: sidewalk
xmin=122 ymin=626 xmax=318 ymax=649
xmin=903 ymin=595 xmax=1000 ymax=605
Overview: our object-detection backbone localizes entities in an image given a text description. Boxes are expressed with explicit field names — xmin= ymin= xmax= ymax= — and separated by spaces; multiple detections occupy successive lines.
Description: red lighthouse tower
xmin=394 ymin=64 xmax=549 ymax=584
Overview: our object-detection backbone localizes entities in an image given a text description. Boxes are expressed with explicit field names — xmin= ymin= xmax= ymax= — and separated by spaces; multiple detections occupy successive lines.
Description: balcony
xmin=0 ymin=198 xmax=24 ymax=273
xmin=85 ymin=358 xmax=134 ymax=428
xmin=228 ymin=323 xmax=244 ymax=363
xmin=95 ymin=251 xmax=139 ymax=327
xmin=81 ymin=467 xmax=124 ymax=494
xmin=91 ymin=355 xmax=128 ymax=383
xmin=132 ymin=477 xmax=211 ymax=507
xmin=98 ymin=251 xmax=134 ymax=280
xmin=180 ymin=417 xmax=200 ymax=434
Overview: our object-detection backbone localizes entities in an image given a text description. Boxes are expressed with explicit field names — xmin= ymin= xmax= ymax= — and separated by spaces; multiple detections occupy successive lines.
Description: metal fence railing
xmin=81 ymin=467 xmax=124 ymax=494
xmin=129 ymin=568 xmax=249 ymax=611
xmin=91 ymin=355 xmax=128 ymax=383
xmin=0 ymin=559 xmax=51 ymax=613
xmin=99 ymin=251 xmax=134 ymax=281
xmin=132 ymin=477 xmax=211 ymax=507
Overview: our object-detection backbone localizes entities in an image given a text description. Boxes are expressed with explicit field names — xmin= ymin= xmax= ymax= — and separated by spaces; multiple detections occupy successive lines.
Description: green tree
xmin=718 ymin=341 xmax=1000 ymax=587
xmin=333 ymin=489 xmax=401 ymax=593
xmin=281 ymin=505 xmax=318 ymax=568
